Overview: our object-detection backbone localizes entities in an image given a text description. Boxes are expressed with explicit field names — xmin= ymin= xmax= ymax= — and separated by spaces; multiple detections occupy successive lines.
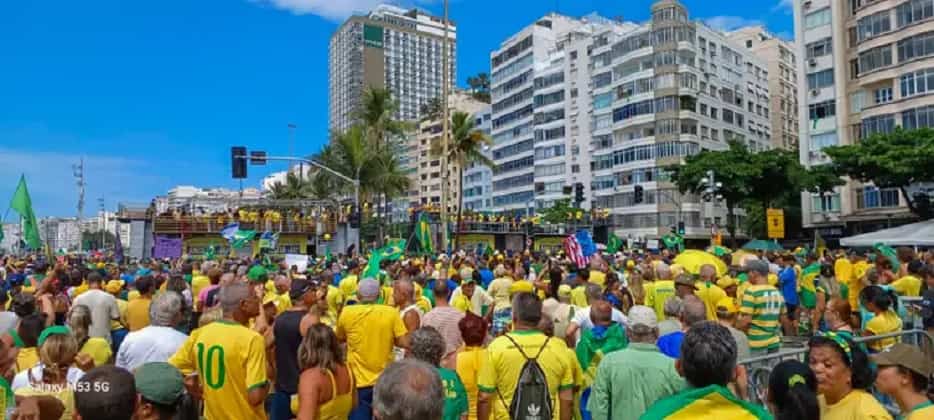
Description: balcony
xmin=152 ymin=216 xmax=335 ymax=235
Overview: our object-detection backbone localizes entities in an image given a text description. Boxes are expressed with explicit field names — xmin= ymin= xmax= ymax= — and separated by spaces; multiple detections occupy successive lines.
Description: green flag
xmin=363 ymin=249 xmax=383 ymax=279
xmin=324 ymin=246 xmax=332 ymax=263
xmin=606 ymin=233 xmax=623 ymax=254
xmin=231 ymin=229 xmax=256 ymax=249
xmin=378 ymin=239 xmax=406 ymax=261
xmin=10 ymin=175 xmax=41 ymax=250
xmin=415 ymin=212 xmax=433 ymax=254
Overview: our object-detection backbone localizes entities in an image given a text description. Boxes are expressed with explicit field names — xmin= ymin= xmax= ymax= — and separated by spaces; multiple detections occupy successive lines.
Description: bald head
xmin=699 ymin=264 xmax=717 ymax=281
xmin=590 ymin=300 xmax=613 ymax=326
xmin=680 ymin=295 xmax=707 ymax=328
xmin=393 ymin=279 xmax=415 ymax=304
xmin=219 ymin=282 xmax=251 ymax=314
xmin=655 ymin=263 xmax=672 ymax=281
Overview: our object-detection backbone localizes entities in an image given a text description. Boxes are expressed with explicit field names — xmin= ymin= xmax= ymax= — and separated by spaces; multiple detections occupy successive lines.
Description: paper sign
xmin=645 ymin=239 xmax=659 ymax=250
xmin=284 ymin=253 xmax=308 ymax=272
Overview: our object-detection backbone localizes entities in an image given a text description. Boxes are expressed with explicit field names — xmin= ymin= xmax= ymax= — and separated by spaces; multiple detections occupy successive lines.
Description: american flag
xmin=564 ymin=234 xmax=590 ymax=269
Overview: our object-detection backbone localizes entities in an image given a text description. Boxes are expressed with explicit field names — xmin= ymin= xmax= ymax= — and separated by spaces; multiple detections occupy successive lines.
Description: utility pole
xmin=440 ymin=0 xmax=450 ymax=253
xmin=98 ymin=197 xmax=106 ymax=250
xmin=73 ymin=158 xmax=85 ymax=239
xmin=288 ymin=123 xmax=301 ymax=181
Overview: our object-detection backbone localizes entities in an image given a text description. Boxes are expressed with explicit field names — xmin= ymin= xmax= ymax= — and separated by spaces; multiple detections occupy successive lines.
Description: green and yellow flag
xmin=415 ymin=212 xmax=433 ymax=254
xmin=9 ymin=175 xmax=41 ymax=250
xmin=799 ymin=263 xmax=821 ymax=309
xmin=606 ymin=233 xmax=623 ymax=254
xmin=641 ymin=384 xmax=772 ymax=420
xmin=378 ymin=239 xmax=406 ymax=261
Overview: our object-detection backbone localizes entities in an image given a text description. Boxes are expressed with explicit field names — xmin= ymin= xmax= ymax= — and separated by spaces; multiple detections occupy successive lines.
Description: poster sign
xmin=153 ymin=236 xmax=183 ymax=259
xmin=645 ymin=239 xmax=660 ymax=250
xmin=767 ymin=208 xmax=785 ymax=239
xmin=284 ymin=254 xmax=308 ymax=273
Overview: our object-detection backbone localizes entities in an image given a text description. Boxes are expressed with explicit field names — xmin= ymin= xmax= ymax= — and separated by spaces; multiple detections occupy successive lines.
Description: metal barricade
xmin=738 ymin=329 xmax=934 ymax=407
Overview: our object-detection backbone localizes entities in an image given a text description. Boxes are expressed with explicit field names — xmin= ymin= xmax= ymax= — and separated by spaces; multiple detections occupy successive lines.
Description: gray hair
xmin=374 ymin=359 xmax=444 ymax=420
xmin=409 ymin=327 xmax=445 ymax=366
xmin=680 ymin=295 xmax=707 ymax=328
xmin=655 ymin=263 xmax=672 ymax=281
xmin=698 ymin=264 xmax=717 ymax=280
xmin=680 ymin=321 xmax=737 ymax=387
xmin=219 ymin=283 xmax=251 ymax=314
xmin=584 ymin=283 xmax=603 ymax=304
xmin=67 ymin=304 xmax=92 ymax=344
xmin=663 ymin=296 xmax=683 ymax=318
xmin=512 ymin=292 xmax=542 ymax=326
xmin=150 ymin=291 xmax=183 ymax=327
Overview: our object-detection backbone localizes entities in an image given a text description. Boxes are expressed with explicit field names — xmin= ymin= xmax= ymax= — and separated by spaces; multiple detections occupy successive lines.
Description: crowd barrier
xmin=738 ymin=329 xmax=934 ymax=407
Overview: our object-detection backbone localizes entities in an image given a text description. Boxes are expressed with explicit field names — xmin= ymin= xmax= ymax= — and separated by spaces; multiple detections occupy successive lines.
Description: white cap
xmin=628 ymin=305 xmax=658 ymax=329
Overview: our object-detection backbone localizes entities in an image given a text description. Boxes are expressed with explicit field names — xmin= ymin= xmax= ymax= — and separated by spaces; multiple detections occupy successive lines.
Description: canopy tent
xmin=839 ymin=219 xmax=934 ymax=247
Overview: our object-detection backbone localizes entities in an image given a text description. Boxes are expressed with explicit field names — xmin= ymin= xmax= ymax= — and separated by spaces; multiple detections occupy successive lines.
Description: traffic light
xmin=633 ymin=185 xmax=644 ymax=204
xmin=677 ymin=221 xmax=685 ymax=235
xmin=349 ymin=205 xmax=361 ymax=229
xmin=231 ymin=146 xmax=247 ymax=179
xmin=574 ymin=183 xmax=585 ymax=205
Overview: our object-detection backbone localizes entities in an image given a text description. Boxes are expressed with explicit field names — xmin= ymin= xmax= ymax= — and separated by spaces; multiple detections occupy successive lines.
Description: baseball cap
xmin=628 ymin=305 xmax=658 ymax=329
xmin=247 ymin=265 xmax=268 ymax=282
xmin=509 ymin=280 xmax=535 ymax=295
xmin=870 ymin=343 xmax=934 ymax=378
xmin=357 ymin=278 xmax=380 ymax=300
xmin=104 ymin=280 xmax=124 ymax=294
xmin=716 ymin=297 xmax=738 ymax=314
xmin=289 ymin=277 xmax=316 ymax=300
xmin=135 ymin=362 xmax=184 ymax=406
xmin=674 ymin=274 xmax=698 ymax=289
xmin=743 ymin=259 xmax=769 ymax=275
xmin=557 ymin=284 xmax=572 ymax=299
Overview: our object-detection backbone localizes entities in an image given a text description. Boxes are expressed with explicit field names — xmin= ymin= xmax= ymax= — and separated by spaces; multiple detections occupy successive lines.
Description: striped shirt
xmin=422 ymin=306 xmax=466 ymax=356
xmin=740 ymin=284 xmax=785 ymax=351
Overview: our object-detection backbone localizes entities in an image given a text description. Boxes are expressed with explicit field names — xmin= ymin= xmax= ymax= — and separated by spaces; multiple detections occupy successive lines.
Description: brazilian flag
xmin=641 ymin=384 xmax=771 ymax=420
xmin=415 ymin=212 xmax=433 ymax=254
xmin=799 ymin=263 xmax=821 ymax=309
xmin=378 ymin=239 xmax=406 ymax=261
xmin=606 ymin=233 xmax=623 ymax=254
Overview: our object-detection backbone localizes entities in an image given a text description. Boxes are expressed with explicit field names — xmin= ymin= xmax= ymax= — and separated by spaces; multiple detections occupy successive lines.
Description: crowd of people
xmin=0 ymin=242 xmax=931 ymax=420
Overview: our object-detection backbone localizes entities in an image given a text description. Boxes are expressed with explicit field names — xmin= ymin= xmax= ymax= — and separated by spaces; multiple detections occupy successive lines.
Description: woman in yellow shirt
xmin=860 ymin=286 xmax=902 ymax=352
xmin=67 ymin=304 xmax=112 ymax=367
xmin=294 ymin=324 xmax=355 ymax=420
xmin=807 ymin=332 xmax=892 ymax=420
xmin=455 ymin=312 xmax=488 ymax=420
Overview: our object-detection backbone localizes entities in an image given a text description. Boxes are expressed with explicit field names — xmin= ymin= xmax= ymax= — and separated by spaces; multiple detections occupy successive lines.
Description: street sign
xmin=766 ymin=208 xmax=785 ymax=239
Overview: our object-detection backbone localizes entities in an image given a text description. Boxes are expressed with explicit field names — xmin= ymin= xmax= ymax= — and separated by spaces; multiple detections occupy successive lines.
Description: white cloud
xmin=772 ymin=0 xmax=794 ymax=14
xmin=701 ymin=16 xmax=764 ymax=32
xmin=250 ymin=0 xmax=437 ymax=21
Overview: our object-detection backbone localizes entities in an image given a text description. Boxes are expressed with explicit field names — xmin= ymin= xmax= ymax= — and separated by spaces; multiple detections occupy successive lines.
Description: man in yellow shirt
xmin=645 ymin=264 xmax=675 ymax=320
xmin=890 ymin=261 xmax=923 ymax=297
xmin=477 ymin=292 xmax=574 ymax=420
xmin=337 ymin=278 xmax=408 ymax=420
xmin=126 ymin=276 xmax=155 ymax=332
xmin=338 ymin=261 xmax=361 ymax=301
xmin=695 ymin=265 xmax=727 ymax=321
xmin=169 ymin=282 xmax=269 ymax=420
xmin=190 ymin=261 xmax=213 ymax=300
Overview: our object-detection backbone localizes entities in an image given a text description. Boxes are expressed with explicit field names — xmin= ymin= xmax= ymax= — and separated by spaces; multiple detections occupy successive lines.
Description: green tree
xmin=419 ymin=97 xmax=443 ymax=121
xmin=81 ymin=230 xmax=116 ymax=251
xmin=824 ymin=127 xmax=934 ymax=218
xmin=269 ymin=172 xmax=311 ymax=200
xmin=357 ymin=87 xmax=410 ymax=153
xmin=540 ymin=199 xmax=583 ymax=225
xmin=466 ymin=72 xmax=491 ymax=103
xmin=431 ymin=110 xmax=494 ymax=245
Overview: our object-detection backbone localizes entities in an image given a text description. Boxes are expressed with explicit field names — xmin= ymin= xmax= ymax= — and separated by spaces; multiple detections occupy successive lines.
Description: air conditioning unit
xmin=808 ymin=58 xmax=817 ymax=67
xmin=810 ymin=89 xmax=820 ymax=96
xmin=803 ymin=0 xmax=812 ymax=9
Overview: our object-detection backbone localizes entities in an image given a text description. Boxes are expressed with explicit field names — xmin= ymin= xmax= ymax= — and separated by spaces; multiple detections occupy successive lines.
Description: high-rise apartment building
xmin=794 ymin=0 xmax=927 ymax=234
xmin=729 ymin=26 xmax=800 ymax=150
xmin=412 ymin=91 xmax=488 ymax=211
xmin=489 ymin=0 xmax=770 ymax=239
xmin=329 ymin=5 xmax=456 ymax=134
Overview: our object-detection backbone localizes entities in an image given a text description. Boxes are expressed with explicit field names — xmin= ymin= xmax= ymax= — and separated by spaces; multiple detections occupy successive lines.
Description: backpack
xmin=498 ymin=334 xmax=553 ymax=420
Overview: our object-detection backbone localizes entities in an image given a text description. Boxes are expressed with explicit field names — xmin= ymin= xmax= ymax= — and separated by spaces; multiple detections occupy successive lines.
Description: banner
xmin=284 ymin=253 xmax=308 ymax=272
xmin=153 ymin=236 xmax=183 ymax=259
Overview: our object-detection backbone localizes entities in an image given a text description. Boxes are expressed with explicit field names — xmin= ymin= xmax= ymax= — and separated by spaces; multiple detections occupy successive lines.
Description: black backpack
xmin=498 ymin=334 xmax=553 ymax=420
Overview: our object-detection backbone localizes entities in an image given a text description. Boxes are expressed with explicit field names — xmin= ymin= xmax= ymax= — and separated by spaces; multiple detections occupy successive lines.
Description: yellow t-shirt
xmin=645 ymin=280 xmax=675 ymax=320
xmin=452 ymin=294 xmax=472 ymax=313
xmin=128 ymin=290 xmax=141 ymax=301
xmin=570 ymin=285 xmax=589 ymax=308
xmin=169 ymin=320 xmax=268 ymax=420
xmin=864 ymin=310 xmax=902 ymax=352
xmin=14 ymin=385 xmax=75 ymax=420
xmin=589 ymin=271 xmax=606 ymax=289
xmin=477 ymin=330 xmax=574 ymax=420
xmin=191 ymin=274 xmax=211 ymax=301
xmin=695 ymin=281 xmax=727 ymax=321
xmin=851 ymin=261 xmax=871 ymax=309
xmin=906 ymin=402 xmax=934 ymax=420
xmin=456 ymin=346 xmax=486 ymax=420
xmin=126 ymin=297 xmax=152 ymax=332
xmin=326 ymin=285 xmax=344 ymax=322
xmin=335 ymin=303 xmax=407 ymax=387
xmin=891 ymin=275 xmax=922 ymax=297
xmin=80 ymin=337 xmax=113 ymax=367
xmin=818 ymin=390 xmax=892 ymax=420
xmin=111 ymin=298 xmax=128 ymax=331
xmin=15 ymin=347 xmax=38 ymax=373
xmin=834 ymin=259 xmax=853 ymax=285
xmin=740 ymin=284 xmax=785 ymax=351
xmin=339 ymin=274 xmax=359 ymax=300
xmin=488 ymin=277 xmax=514 ymax=311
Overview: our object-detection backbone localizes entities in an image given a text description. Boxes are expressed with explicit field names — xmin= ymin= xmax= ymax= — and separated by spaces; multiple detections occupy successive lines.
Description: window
xmin=493 ymin=36 xmax=532 ymax=67
xmin=861 ymin=114 xmax=895 ymax=137
xmin=874 ymin=87 xmax=893 ymax=104
xmin=809 ymin=100 xmax=836 ymax=120
xmin=857 ymin=10 xmax=891 ymax=42
xmin=534 ymin=145 xmax=566 ymax=160
xmin=492 ymin=105 xmax=533 ymax=129
xmin=533 ymin=90 xmax=564 ymax=107
xmin=492 ymin=139 xmax=533 ymax=160
xmin=533 ymin=72 xmax=564 ymax=89
xmin=592 ymin=92 xmax=613 ymax=109
xmin=896 ymin=0 xmax=934 ymax=28
xmin=492 ymin=53 xmax=533 ymax=84
xmin=810 ymin=131 xmax=839 ymax=152
xmin=493 ymin=173 xmax=534 ymax=191
xmin=534 ymin=127 xmax=565 ymax=142
xmin=897 ymin=32 xmax=934 ymax=62
xmin=900 ymin=67 xmax=934 ymax=97
xmin=493 ymin=155 xmax=534 ymax=176
xmin=593 ymin=72 xmax=612 ymax=88
xmin=806 ymin=37 xmax=833 ymax=59
xmin=902 ymin=104 xmax=934 ymax=129
xmin=612 ymin=99 xmax=654 ymax=122
xmin=807 ymin=69 xmax=835 ymax=90
xmin=858 ymin=45 xmax=893 ymax=74
xmin=857 ymin=187 xmax=900 ymax=209
xmin=805 ymin=8 xmax=832 ymax=29
xmin=533 ymin=163 xmax=565 ymax=177
xmin=811 ymin=193 xmax=841 ymax=213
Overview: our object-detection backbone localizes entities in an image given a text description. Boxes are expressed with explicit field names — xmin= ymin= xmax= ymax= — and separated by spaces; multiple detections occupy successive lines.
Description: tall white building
xmin=462 ymin=105 xmax=494 ymax=212
xmin=154 ymin=186 xmax=264 ymax=214
xmin=794 ymin=0 xmax=928 ymax=235
xmin=329 ymin=5 xmax=456 ymax=134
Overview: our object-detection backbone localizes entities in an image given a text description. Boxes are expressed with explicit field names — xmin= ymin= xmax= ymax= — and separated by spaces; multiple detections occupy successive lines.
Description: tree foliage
xmin=269 ymin=172 xmax=311 ymax=200
xmin=824 ymin=127 xmax=934 ymax=218
xmin=541 ymin=199 xmax=583 ymax=225
xmin=466 ymin=72 xmax=491 ymax=103
xmin=419 ymin=97 xmax=443 ymax=121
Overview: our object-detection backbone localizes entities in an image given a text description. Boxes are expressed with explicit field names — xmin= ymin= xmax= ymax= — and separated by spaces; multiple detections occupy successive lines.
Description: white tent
xmin=839 ymin=219 xmax=934 ymax=247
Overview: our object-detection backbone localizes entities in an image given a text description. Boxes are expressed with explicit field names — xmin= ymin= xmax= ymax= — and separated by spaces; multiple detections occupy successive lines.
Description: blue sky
xmin=0 ymin=0 xmax=794 ymax=218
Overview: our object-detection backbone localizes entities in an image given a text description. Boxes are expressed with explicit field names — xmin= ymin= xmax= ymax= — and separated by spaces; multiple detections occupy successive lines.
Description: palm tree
xmin=269 ymin=172 xmax=310 ymax=200
xmin=357 ymin=87 xmax=409 ymax=153
xmin=432 ymin=110 xmax=494 ymax=246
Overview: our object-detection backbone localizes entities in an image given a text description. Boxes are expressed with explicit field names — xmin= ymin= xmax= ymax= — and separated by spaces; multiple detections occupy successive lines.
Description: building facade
xmin=412 ymin=91 xmax=489 ymax=212
xmin=794 ymin=0 xmax=927 ymax=235
xmin=329 ymin=5 xmax=456 ymax=134
xmin=462 ymin=105 xmax=493 ymax=212
xmin=729 ymin=26 xmax=800 ymax=150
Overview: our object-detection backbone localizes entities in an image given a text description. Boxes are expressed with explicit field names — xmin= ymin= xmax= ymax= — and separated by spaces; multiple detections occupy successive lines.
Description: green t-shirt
xmin=438 ymin=367 xmax=468 ymax=420
xmin=0 ymin=376 xmax=12 ymax=416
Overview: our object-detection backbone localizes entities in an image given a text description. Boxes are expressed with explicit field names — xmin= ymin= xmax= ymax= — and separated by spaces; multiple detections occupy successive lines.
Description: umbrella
xmin=705 ymin=245 xmax=732 ymax=257
xmin=741 ymin=239 xmax=783 ymax=252
xmin=673 ymin=250 xmax=729 ymax=277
